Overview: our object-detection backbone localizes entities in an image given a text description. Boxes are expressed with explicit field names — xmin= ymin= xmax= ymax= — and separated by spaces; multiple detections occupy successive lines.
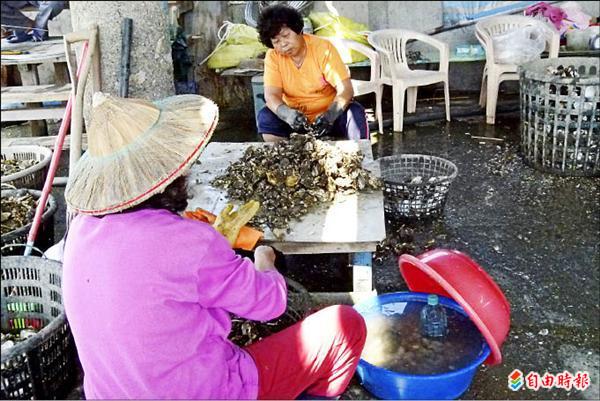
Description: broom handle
xmin=23 ymin=42 xmax=90 ymax=256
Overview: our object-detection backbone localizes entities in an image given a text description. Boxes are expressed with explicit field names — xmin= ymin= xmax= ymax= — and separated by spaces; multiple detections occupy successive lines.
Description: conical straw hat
xmin=65 ymin=92 xmax=219 ymax=215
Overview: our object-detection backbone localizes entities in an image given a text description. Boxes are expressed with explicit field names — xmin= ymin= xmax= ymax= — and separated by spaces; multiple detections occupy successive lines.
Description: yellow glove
xmin=213 ymin=200 xmax=260 ymax=246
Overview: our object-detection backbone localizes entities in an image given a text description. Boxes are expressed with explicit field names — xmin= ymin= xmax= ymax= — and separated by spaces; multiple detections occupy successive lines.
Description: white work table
xmin=187 ymin=140 xmax=386 ymax=292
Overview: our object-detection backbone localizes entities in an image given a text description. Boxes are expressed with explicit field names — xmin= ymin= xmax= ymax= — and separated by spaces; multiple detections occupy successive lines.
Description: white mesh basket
xmin=1 ymin=146 xmax=52 ymax=190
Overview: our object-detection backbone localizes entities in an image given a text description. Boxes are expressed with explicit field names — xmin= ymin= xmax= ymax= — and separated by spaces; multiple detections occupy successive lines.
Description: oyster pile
xmin=229 ymin=277 xmax=310 ymax=346
xmin=374 ymin=224 xmax=416 ymax=263
xmin=1 ymin=330 xmax=37 ymax=353
xmin=212 ymin=134 xmax=382 ymax=233
xmin=229 ymin=306 xmax=303 ymax=346
xmin=1 ymin=159 xmax=37 ymax=176
xmin=373 ymin=222 xmax=440 ymax=264
xmin=1 ymin=193 xmax=37 ymax=235
xmin=546 ymin=64 xmax=579 ymax=78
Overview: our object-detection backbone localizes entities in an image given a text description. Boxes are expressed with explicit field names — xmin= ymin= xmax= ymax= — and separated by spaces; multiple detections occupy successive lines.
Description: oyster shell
xmin=212 ymin=134 xmax=382 ymax=233
xmin=1 ymin=159 xmax=37 ymax=176
xmin=1 ymin=193 xmax=37 ymax=235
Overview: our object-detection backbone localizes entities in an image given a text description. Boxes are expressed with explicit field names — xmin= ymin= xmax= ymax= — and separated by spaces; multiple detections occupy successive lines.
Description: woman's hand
xmin=254 ymin=245 xmax=277 ymax=272
xmin=275 ymin=104 xmax=309 ymax=132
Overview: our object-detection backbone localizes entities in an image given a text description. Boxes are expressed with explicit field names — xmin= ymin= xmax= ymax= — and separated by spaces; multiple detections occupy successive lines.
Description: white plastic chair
xmin=368 ymin=29 xmax=450 ymax=132
xmin=476 ymin=15 xmax=560 ymax=124
xmin=327 ymin=37 xmax=384 ymax=134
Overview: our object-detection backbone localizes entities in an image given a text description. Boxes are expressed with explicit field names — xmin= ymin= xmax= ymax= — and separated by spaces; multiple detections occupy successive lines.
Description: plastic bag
xmin=525 ymin=1 xmax=590 ymax=34
xmin=207 ymin=23 xmax=267 ymax=70
xmin=308 ymin=12 xmax=369 ymax=63
xmin=493 ymin=26 xmax=546 ymax=65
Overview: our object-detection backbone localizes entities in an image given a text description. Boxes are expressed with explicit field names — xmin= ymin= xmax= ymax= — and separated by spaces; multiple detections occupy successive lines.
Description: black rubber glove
xmin=312 ymin=102 xmax=345 ymax=138
xmin=276 ymin=104 xmax=309 ymax=133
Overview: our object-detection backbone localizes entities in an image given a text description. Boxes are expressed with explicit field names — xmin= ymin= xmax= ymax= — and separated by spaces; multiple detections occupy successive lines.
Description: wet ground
xmin=2 ymin=98 xmax=599 ymax=400
xmin=213 ymin=103 xmax=600 ymax=400
xmin=347 ymin=112 xmax=599 ymax=400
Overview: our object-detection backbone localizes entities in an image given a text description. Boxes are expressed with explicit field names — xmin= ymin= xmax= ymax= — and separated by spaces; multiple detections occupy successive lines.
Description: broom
xmin=23 ymin=42 xmax=90 ymax=256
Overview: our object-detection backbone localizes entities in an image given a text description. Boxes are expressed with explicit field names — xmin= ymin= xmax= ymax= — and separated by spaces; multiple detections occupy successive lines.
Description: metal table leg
xmin=352 ymin=252 xmax=373 ymax=292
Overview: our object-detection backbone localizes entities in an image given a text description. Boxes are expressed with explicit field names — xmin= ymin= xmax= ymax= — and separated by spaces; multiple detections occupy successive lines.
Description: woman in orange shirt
xmin=256 ymin=4 xmax=369 ymax=142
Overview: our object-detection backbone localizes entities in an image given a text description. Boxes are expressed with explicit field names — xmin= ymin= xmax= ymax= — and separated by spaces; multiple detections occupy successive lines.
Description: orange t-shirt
xmin=263 ymin=34 xmax=350 ymax=122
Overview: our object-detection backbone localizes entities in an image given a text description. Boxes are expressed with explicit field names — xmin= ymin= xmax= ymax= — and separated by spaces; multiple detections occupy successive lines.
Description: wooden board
xmin=1 ymin=39 xmax=66 ymax=65
xmin=2 ymin=83 xmax=71 ymax=103
xmin=1 ymin=106 xmax=65 ymax=121
xmin=2 ymin=133 xmax=87 ymax=150
xmin=187 ymin=140 xmax=386 ymax=254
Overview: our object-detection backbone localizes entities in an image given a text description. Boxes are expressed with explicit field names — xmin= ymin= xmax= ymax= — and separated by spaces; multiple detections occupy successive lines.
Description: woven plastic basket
xmin=1 ymin=255 xmax=79 ymax=399
xmin=1 ymin=189 xmax=57 ymax=256
xmin=378 ymin=154 xmax=458 ymax=221
xmin=519 ymin=57 xmax=599 ymax=176
xmin=1 ymin=146 xmax=53 ymax=190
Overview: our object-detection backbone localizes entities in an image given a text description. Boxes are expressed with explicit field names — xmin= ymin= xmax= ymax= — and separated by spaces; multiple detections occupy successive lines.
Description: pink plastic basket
xmin=399 ymin=248 xmax=510 ymax=365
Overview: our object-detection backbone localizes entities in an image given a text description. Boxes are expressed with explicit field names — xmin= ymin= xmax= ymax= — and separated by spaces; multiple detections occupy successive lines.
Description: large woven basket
xmin=519 ymin=57 xmax=599 ymax=176
xmin=1 ymin=189 xmax=57 ymax=256
xmin=1 ymin=146 xmax=53 ymax=190
xmin=1 ymin=255 xmax=79 ymax=399
xmin=378 ymin=154 xmax=458 ymax=221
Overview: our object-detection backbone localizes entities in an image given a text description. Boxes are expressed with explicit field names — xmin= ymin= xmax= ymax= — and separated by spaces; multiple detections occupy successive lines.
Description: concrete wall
xmin=70 ymin=1 xmax=175 ymax=99
xmin=313 ymin=1 xmax=599 ymax=53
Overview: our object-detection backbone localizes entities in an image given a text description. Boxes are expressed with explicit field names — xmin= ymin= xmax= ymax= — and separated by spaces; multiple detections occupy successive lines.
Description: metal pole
xmin=119 ymin=18 xmax=133 ymax=97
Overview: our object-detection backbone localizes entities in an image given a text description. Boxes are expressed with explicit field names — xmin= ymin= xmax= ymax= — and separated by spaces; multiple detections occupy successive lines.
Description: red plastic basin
xmin=399 ymin=249 xmax=510 ymax=365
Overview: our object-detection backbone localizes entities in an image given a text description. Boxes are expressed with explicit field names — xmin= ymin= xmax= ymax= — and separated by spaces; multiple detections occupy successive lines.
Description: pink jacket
xmin=63 ymin=208 xmax=287 ymax=399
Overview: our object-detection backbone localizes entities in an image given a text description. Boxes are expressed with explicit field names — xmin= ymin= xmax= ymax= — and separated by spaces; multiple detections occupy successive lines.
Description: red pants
xmin=245 ymin=305 xmax=367 ymax=400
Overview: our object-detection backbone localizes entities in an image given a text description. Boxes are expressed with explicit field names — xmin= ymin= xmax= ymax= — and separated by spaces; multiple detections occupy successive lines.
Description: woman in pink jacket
xmin=62 ymin=92 xmax=366 ymax=400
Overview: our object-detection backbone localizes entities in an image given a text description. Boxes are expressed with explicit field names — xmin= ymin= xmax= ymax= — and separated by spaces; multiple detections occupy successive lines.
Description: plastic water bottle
xmin=420 ymin=294 xmax=448 ymax=338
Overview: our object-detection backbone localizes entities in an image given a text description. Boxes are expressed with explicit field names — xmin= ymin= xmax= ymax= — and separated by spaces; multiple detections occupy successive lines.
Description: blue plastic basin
xmin=354 ymin=292 xmax=490 ymax=400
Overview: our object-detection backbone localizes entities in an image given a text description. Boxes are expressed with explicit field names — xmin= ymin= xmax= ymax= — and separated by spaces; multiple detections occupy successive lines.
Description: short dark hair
xmin=257 ymin=4 xmax=304 ymax=48
xmin=129 ymin=175 xmax=189 ymax=214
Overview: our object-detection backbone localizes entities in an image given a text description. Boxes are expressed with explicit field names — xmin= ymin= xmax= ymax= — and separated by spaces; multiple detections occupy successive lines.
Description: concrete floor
xmin=340 ymin=111 xmax=599 ymax=400
xmin=2 ymin=98 xmax=598 ymax=400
